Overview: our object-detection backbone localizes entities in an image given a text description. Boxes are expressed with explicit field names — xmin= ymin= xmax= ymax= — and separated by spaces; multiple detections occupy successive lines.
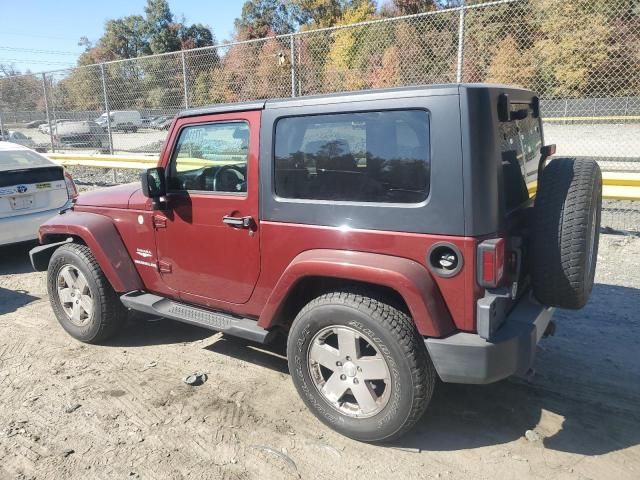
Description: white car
xmin=0 ymin=142 xmax=78 ymax=246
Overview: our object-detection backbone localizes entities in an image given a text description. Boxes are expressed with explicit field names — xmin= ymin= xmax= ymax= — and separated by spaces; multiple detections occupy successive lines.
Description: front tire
xmin=287 ymin=290 xmax=435 ymax=442
xmin=47 ymin=243 xmax=126 ymax=343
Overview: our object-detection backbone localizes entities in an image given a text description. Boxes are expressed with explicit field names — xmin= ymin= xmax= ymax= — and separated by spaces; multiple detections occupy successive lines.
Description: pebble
xmin=64 ymin=403 xmax=81 ymax=414
xmin=62 ymin=448 xmax=75 ymax=457
xmin=525 ymin=429 xmax=541 ymax=442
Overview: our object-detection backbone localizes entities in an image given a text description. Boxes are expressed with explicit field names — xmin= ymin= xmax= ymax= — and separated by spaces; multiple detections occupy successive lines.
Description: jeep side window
xmin=167 ymin=121 xmax=249 ymax=193
xmin=274 ymin=110 xmax=430 ymax=203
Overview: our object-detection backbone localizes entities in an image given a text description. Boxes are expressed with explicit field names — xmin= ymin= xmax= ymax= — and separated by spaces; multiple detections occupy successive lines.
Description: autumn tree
xmin=235 ymin=0 xmax=296 ymax=39
xmin=486 ymin=35 xmax=535 ymax=88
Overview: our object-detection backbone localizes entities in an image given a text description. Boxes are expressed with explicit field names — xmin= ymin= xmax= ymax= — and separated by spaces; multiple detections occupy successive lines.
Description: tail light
xmin=477 ymin=238 xmax=505 ymax=288
xmin=64 ymin=170 xmax=78 ymax=199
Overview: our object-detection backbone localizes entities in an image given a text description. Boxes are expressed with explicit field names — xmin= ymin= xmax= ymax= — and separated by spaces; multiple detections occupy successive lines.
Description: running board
xmin=120 ymin=291 xmax=271 ymax=344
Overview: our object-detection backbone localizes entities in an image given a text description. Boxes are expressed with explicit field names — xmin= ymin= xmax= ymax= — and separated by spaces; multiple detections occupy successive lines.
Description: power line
xmin=0 ymin=46 xmax=82 ymax=56
xmin=0 ymin=57 xmax=76 ymax=66
xmin=0 ymin=31 xmax=80 ymax=41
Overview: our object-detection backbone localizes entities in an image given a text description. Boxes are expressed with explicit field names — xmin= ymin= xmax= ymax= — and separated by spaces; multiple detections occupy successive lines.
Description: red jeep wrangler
xmin=30 ymin=84 xmax=602 ymax=442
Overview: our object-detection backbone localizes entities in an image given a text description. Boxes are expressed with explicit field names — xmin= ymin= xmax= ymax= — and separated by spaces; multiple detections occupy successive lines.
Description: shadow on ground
xmin=0 ymin=241 xmax=37 ymax=275
xmin=0 ymin=242 xmax=40 ymax=314
xmin=0 ymin=286 xmax=39 ymax=315
xmin=105 ymin=315 xmax=215 ymax=347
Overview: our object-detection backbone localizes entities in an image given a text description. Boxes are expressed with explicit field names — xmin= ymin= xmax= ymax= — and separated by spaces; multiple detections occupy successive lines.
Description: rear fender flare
xmin=37 ymin=211 xmax=143 ymax=292
xmin=258 ymin=249 xmax=455 ymax=337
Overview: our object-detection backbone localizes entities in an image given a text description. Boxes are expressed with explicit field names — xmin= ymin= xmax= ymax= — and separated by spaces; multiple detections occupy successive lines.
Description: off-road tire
xmin=531 ymin=157 xmax=602 ymax=309
xmin=47 ymin=243 xmax=126 ymax=343
xmin=287 ymin=290 xmax=435 ymax=442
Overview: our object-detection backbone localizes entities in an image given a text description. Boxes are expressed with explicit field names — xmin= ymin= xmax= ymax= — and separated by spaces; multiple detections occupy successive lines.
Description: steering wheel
xmin=213 ymin=165 xmax=246 ymax=192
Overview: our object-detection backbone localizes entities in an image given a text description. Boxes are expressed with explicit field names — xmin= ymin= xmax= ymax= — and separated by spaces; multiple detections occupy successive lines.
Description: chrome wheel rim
xmin=307 ymin=326 xmax=391 ymax=418
xmin=56 ymin=265 xmax=93 ymax=327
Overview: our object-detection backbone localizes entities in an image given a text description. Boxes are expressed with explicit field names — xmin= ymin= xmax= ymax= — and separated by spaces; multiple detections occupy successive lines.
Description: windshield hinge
xmin=157 ymin=260 xmax=172 ymax=273
xmin=152 ymin=215 xmax=167 ymax=229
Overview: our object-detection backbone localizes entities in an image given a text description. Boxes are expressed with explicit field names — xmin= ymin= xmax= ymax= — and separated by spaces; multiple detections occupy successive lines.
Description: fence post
xmin=0 ymin=111 xmax=5 ymax=141
xmin=290 ymin=34 xmax=296 ymax=98
xmin=100 ymin=64 xmax=116 ymax=183
xmin=41 ymin=73 xmax=55 ymax=153
xmin=456 ymin=5 xmax=466 ymax=83
xmin=100 ymin=64 xmax=114 ymax=156
xmin=181 ymin=51 xmax=189 ymax=109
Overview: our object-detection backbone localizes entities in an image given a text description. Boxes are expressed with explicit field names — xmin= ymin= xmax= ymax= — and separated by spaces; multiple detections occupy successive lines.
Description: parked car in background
xmin=0 ymin=142 xmax=77 ymax=246
xmin=96 ymin=110 xmax=142 ymax=133
xmin=1 ymin=130 xmax=37 ymax=149
xmin=39 ymin=119 xmax=71 ymax=135
xmin=150 ymin=115 xmax=172 ymax=130
xmin=55 ymin=121 xmax=108 ymax=150
xmin=26 ymin=120 xmax=48 ymax=129
xmin=141 ymin=116 xmax=158 ymax=127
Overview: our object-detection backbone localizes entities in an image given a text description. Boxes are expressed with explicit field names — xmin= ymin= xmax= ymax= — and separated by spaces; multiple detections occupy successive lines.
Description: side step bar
xmin=120 ymin=291 xmax=271 ymax=344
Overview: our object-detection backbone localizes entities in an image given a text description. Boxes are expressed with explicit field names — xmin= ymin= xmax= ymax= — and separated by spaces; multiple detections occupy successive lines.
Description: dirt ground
xmin=0 ymin=234 xmax=639 ymax=480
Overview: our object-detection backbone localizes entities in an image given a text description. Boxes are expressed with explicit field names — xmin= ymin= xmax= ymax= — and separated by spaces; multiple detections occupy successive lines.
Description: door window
xmin=168 ymin=121 xmax=249 ymax=193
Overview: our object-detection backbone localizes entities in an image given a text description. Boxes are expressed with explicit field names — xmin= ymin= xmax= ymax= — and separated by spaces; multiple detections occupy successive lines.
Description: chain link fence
xmin=0 ymin=0 xmax=638 ymax=230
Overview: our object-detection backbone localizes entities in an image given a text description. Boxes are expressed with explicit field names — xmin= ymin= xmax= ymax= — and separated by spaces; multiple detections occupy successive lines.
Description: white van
xmin=96 ymin=111 xmax=142 ymax=133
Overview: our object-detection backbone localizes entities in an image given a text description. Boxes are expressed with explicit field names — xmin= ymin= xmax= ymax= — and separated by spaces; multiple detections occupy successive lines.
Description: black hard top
xmin=177 ymin=83 xmax=534 ymax=118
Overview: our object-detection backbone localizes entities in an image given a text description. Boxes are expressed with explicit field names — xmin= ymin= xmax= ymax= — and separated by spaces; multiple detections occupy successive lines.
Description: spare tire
xmin=531 ymin=157 xmax=602 ymax=309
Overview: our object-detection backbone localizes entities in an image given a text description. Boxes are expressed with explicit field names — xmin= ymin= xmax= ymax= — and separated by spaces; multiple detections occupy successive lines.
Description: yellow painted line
xmin=47 ymin=154 xmax=640 ymax=201
xmin=48 ymin=153 xmax=158 ymax=163
xmin=600 ymin=185 xmax=640 ymax=201
xmin=544 ymin=115 xmax=640 ymax=122
xmin=528 ymin=181 xmax=639 ymax=200
xmin=55 ymin=159 xmax=155 ymax=170
xmin=602 ymin=172 xmax=640 ymax=187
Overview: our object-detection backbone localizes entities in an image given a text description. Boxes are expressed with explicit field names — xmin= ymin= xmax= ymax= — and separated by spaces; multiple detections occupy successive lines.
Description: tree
xmin=102 ymin=16 xmax=151 ymax=59
xmin=486 ymin=35 xmax=535 ymax=88
xmin=145 ymin=0 xmax=180 ymax=54
xmin=533 ymin=0 xmax=619 ymax=97
xmin=293 ymin=0 xmax=349 ymax=27
xmin=235 ymin=0 xmax=296 ymax=39
xmin=0 ymin=65 xmax=43 ymax=113
xmin=390 ymin=0 xmax=438 ymax=15
xmin=180 ymin=23 xmax=215 ymax=49
xmin=324 ymin=1 xmax=377 ymax=90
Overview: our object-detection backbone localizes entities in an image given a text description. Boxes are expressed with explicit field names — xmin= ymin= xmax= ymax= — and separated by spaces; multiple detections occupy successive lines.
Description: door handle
xmin=222 ymin=215 xmax=255 ymax=229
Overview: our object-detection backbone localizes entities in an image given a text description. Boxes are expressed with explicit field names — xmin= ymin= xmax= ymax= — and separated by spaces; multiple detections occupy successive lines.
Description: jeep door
xmin=153 ymin=111 xmax=261 ymax=305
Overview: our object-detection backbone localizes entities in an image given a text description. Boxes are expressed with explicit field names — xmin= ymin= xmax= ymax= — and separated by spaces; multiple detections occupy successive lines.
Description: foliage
xmin=1 ymin=0 xmax=639 ymax=116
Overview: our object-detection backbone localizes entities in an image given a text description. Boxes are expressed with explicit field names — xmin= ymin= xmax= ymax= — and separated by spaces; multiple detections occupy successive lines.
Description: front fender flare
xmin=37 ymin=211 xmax=143 ymax=292
xmin=258 ymin=249 xmax=455 ymax=338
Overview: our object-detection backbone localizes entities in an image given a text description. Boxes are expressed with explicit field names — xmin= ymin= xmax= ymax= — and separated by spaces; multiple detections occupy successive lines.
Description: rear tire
xmin=287 ymin=290 xmax=435 ymax=442
xmin=531 ymin=157 xmax=602 ymax=309
xmin=47 ymin=243 xmax=126 ymax=343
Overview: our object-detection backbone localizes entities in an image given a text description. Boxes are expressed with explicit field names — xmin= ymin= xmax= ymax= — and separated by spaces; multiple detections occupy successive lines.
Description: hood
xmin=75 ymin=182 xmax=141 ymax=209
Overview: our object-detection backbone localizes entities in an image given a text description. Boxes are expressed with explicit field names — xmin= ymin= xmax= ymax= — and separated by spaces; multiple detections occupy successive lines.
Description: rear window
xmin=0 ymin=149 xmax=52 ymax=170
xmin=499 ymin=103 xmax=542 ymax=212
xmin=274 ymin=110 xmax=430 ymax=203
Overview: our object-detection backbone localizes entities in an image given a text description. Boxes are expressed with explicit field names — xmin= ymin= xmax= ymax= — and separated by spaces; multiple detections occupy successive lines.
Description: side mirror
xmin=141 ymin=167 xmax=166 ymax=199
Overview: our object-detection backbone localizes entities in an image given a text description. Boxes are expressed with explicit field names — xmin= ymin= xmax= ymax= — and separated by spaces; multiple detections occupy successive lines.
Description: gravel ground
xmin=0 ymin=234 xmax=639 ymax=479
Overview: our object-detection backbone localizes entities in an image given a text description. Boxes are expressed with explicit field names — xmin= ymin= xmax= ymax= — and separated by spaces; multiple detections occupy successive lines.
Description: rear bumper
xmin=0 ymin=207 xmax=61 ymax=246
xmin=425 ymin=295 xmax=554 ymax=384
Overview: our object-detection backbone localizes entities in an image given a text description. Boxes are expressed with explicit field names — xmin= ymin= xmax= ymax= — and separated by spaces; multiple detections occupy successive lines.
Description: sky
xmin=0 ymin=0 xmax=245 ymax=75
